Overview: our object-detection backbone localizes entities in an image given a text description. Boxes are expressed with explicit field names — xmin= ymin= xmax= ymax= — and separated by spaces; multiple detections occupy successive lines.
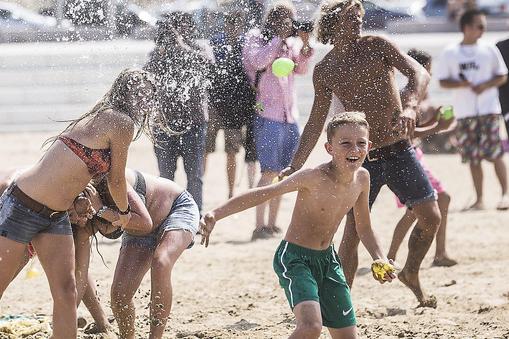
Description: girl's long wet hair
xmin=43 ymin=68 xmax=176 ymax=148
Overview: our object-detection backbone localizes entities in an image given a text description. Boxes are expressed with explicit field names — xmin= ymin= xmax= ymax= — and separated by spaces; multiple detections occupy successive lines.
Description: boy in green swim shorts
xmin=200 ymin=112 xmax=395 ymax=338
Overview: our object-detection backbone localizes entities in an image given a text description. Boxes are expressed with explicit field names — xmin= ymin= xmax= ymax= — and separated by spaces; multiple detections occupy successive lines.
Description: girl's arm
xmin=243 ymin=34 xmax=283 ymax=71
xmin=107 ymin=114 xmax=134 ymax=225
xmin=293 ymin=33 xmax=313 ymax=74
xmin=86 ymin=183 xmax=153 ymax=235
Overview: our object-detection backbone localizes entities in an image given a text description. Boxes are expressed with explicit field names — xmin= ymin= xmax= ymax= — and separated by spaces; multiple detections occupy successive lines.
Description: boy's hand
xmin=393 ymin=108 xmax=416 ymax=138
xmin=371 ymin=259 xmax=396 ymax=283
xmin=199 ymin=212 xmax=217 ymax=248
xmin=436 ymin=115 xmax=455 ymax=131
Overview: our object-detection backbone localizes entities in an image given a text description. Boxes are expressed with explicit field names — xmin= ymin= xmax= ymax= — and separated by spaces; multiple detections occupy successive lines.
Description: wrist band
xmin=118 ymin=204 xmax=131 ymax=215
xmin=95 ymin=206 xmax=109 ymax=219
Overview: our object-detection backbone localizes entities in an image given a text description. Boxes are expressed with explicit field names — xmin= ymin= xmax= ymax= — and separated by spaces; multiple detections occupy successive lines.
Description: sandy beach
xmin=0 ymin=130 xmax=508 ymax=339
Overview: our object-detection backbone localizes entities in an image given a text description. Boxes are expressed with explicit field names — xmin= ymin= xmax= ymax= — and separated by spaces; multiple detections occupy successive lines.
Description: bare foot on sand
xmin=398 ymin=269 xmax=437 ymax=308
xmin=496 ymin=195 xmax=509 ymax=211
xmin=462 ymin=201 xmax=485 ymax=212
xmin=432 ymin=257 xmax=458 ymax=267
xmin=84 ymin=322 xmax=116 ymax=336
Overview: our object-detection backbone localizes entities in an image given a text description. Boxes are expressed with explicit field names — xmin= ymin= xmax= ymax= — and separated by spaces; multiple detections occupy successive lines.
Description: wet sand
xmin=1 ymin=131 xmax=508 ymax=338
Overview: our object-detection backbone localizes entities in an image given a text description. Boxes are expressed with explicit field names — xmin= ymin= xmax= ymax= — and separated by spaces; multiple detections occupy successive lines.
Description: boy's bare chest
xmin=308 ymin=184 xmax=361 ymax=218
xmin=323 ymin=54 xmax=388 ymax=97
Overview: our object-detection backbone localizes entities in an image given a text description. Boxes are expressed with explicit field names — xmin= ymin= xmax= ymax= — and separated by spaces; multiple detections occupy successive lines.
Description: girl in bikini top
xmin=58 ymin=136 xmax=111 ymax=177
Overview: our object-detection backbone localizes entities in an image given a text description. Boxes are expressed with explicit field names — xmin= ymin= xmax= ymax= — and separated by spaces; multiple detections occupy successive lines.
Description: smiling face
xmin=325 ymin=123 xmax=370 ymax=171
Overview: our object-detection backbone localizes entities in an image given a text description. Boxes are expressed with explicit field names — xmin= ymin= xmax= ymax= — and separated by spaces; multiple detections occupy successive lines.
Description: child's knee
xmin=54 ymin=276 xmax=77 ymax=304
xmin=151 ymin=254 xmax=176 ymax=273
xmin=296 ymin=320 xmax=322 ymax=338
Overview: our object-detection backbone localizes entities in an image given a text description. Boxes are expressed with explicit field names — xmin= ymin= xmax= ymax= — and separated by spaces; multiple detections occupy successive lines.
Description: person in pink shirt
xmin=243 ymin=0 xmax=313 ymax=240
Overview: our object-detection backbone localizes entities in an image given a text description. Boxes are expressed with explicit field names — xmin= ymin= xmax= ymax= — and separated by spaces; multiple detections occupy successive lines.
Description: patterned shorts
xmin=455 ymin=115 xmax=503 ymax=164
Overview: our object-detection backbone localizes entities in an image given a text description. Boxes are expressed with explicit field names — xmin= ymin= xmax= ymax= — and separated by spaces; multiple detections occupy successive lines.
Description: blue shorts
xmin=121 ymin=191 xmax=199 ymax=251
xmin=364 ymin=144 xmax=437 ymax=208
xmin=0 ymin=186 xmax=72 ymax=244
xmin=254 ymin=115 xmax=300 ymax=172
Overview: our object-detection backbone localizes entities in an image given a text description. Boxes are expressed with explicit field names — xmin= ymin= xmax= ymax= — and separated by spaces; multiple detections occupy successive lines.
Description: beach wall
xmin=0 ymin=32 xmax=507 ymax=131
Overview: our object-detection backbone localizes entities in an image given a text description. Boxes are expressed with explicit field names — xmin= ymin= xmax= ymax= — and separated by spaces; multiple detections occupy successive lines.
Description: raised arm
xmin=377 ymin=37 xmax=430 ymax=136
xmin=378 ymin=37 xmax=430 ymax=110
xmin=200 ymin=170 xmax=313 ymax=246
xmin=293 ymin=32 xmax=314 ymax=75
xmin=243 ymin=34 xmax=283 ymax=71
xmin=107 ymin=113 xmax=134 ymax=224
xmin=281 ymin=66 xmax=333 ymax=177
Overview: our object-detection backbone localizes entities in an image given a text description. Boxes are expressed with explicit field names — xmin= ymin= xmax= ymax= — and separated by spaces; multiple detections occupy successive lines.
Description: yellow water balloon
xmin=272 ymin=58 xmax=295 ymax=78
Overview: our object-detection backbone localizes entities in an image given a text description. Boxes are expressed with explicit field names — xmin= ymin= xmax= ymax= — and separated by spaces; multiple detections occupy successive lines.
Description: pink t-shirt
xmin=242 ymin=29 xmax=313 ymax=123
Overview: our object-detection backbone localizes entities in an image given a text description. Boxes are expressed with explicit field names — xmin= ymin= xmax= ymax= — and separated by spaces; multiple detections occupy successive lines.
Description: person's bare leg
xmin=328 ymin=326 xmax=358 ymax=339
xmin=0 ymin=237 xmax=28 ymax=299
xmin=73 ymin=227 xmax=91 ymax=304
xmin=267 ymin=195 xmax=282 ymax=231
xmin=254 ymin=171 xmax=275 ymax=229
xmin=149 ymin=230 xmax=192 ymax=339
xmin=247 ymin=161 xmax=256 ymax=189
xmin=468 ymin=162 xmax=484 ymax=209
xmin=82 ymin=273 xmax=112 ymax=333
xmin=111 ymin=246 xmax=152 ymax=339
xmin=398 ymin=200 xmax=441 ymax=307
xmin=433 ymin=192 xmax=457 ymax=267
xmin=493 ymin=157 xmax=509 ymax=209
xmin=226 ymin=152 xmax=237 ymax=198
xmin=387 ymin=209 xmax=416 ymax=262
xmin=338 ymin=212 xmax=360 ymax=288
xmin=32 ymin=233 xmax=77 ymax=339
xmin=290 ymin=301 xmax=323 ymax=339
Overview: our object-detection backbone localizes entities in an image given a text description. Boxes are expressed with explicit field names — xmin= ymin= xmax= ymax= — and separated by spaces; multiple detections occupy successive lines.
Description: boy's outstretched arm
xmin=200 ymin=170 xmax=311 ymax=247
xmin=353 ymin=171 xmax=396 ymax=283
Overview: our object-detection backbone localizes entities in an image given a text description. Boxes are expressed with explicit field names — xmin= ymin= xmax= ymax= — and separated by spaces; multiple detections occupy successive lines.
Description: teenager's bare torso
xmin=284 ymin=164 xmax=367 ymax=250
xmin=316 ymin=36 xmax=404 ymax=148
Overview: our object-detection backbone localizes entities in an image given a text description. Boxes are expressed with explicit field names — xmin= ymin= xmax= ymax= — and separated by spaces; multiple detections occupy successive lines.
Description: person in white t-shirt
xmin=437 ymin=9 xmax=509 ymax=211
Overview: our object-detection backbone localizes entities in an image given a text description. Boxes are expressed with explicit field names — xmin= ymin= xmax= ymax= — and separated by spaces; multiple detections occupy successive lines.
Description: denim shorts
xmin=364 ymin=145 xmax=437 ymax=208
xmin=121 ymin=191 xmax=199 ymax=251
xmin=0 ymin=186 xmax=72 ymax=244
xmin=254 ymin=115 xmax=300 ymax=172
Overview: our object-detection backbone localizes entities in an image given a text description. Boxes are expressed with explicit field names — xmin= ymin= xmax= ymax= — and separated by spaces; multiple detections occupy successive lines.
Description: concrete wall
xmin=0 ymin=40 xmax=153 ymax=130
xmin=1 ymin=32 xmax=507 ymax=131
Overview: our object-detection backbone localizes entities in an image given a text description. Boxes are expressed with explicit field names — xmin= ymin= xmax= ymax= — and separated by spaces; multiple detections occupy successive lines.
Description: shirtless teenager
xmin=201 ymin=112 xmax=395 ymax=338
xmin=280 ymin=0 xmax=440 ymax=307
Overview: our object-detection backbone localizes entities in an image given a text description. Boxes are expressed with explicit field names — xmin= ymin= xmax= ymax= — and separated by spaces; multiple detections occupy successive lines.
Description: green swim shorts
xmin=273 ymin=240 xmax=356 ymax=329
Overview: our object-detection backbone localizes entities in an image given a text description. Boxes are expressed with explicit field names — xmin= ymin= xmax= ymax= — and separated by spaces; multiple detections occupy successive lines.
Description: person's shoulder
xmin=355 ymin=167 xmax=370 ymax=186
xmin=102 ymin=110 xmax=135 ymax=134
xmin=442 ymin=43 xmax=460 ymax=54
xmin=294 ymin=166 xmax=327 ymax=185
xmin=360 ymin=34 xmax=392 ymax=48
